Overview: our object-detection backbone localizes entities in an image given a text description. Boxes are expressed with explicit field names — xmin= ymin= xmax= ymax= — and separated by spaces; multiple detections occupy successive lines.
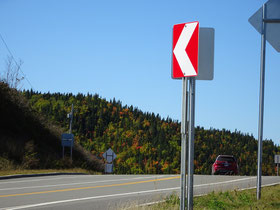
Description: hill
xmin=0 ymin=82 xmax=104 ymax=172
xmin=23 ymin=90 xmax=280 ymax=175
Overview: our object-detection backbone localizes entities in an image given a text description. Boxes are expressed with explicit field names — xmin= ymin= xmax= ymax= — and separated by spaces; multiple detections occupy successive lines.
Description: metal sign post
xmin=187 ymin=77 xmax=196 ymax=210
xmin=180 ymin=77 xmax=188 ymax=210
xmin=256 ymin=4 xmax=267 ymax=201
xmin=249 ymin=0 xmax=280 ymax=200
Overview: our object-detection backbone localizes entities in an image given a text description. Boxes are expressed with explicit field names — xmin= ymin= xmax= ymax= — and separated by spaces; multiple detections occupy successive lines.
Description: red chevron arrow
xmin=172 ymin=22 xmax=199 ymax=78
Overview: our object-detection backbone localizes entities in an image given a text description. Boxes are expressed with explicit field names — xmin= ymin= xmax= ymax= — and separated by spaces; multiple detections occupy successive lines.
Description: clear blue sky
xmin=0 ymin=0 xmax=279 ymax=145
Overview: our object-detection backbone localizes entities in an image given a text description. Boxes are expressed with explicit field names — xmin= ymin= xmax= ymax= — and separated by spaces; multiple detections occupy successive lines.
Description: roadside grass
xmin=0 ymin=168 xmax=102 ymax=176
xmin=128 ymin=184 xmax=280 ymax=210
xmin=193 ymin=184 xmax=280 ymax=209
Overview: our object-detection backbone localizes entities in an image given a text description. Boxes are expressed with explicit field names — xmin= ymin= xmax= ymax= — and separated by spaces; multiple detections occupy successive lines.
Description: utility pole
xmin=68 ymin=104 xmax=74 ymax=134
xmin=68 ymin=104 xmax=74 ymax=160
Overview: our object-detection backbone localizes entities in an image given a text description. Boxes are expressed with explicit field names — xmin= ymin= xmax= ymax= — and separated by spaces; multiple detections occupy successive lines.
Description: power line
xmin=0 ymin=33 xmax=34 ymax=89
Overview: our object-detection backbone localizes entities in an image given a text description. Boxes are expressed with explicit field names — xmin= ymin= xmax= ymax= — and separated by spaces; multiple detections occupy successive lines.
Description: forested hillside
xmin=23 ymin=90 xmax=280 ymax=175
xmin=0 ymin=82 xmax=104 ymax=172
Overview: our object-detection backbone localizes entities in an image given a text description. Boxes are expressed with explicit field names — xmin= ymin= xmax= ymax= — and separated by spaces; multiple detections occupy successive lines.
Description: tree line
xmin=23 ymin=90 xmax=280 ymax=175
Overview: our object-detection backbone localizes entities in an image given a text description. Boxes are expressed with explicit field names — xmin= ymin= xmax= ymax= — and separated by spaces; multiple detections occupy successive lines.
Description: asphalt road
xmin=0 ymin=174 xmax=279 ymax=210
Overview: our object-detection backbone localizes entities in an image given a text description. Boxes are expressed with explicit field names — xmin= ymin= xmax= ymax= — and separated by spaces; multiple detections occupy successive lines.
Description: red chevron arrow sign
xmin=172 ymin=21 xmax=199 ymax=78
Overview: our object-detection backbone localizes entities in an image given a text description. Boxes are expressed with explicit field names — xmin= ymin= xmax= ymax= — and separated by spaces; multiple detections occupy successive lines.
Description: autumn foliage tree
xmin=23 ymin=90 xmax=280 ymax=175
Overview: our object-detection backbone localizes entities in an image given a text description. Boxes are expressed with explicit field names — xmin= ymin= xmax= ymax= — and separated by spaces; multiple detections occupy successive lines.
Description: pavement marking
xmin=0 ymin=187 xmax=180 ymax=210
xmin=0 ymin=176 xmax=256 ymax=198
xmin=2 ymin=180 xmax=280 ymax=210
xmin=193 ymin=177 xmax=256 ymax=187
xmin=0 ymin=176 xmax=180 ymax=198
xmin=0 ymin=175 xmax=166 ymax=191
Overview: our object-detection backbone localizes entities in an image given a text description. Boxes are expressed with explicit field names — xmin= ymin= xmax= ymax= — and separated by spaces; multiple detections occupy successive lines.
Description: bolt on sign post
xmin=172 ymin=21 xmax=199 ymax=210
xmin=249 ymin=0 xmax=280 ymax=200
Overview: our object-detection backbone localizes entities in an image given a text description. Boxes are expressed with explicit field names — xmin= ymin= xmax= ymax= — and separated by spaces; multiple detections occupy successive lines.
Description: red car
xmin=212 ymin=155 xmax=239 ymax=175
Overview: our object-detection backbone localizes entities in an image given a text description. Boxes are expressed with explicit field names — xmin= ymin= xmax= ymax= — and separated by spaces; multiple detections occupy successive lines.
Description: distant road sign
xmin=172 ymin=22 xmax=199 ymax=78
xmin=249 ymin=0 xmax=280 ymax=52
xmin=61 ymin=133 xmax=74 ymax=147
xmin=275 ymin=155 xmax=280 ymax=164
xmin=103 ymin=148 xmax=117 ymax=163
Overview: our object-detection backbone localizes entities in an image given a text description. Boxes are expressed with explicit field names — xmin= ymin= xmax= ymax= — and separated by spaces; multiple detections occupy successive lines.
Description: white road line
xmin=0 ymin=175 xmax=166 ymax=191
xmin=0 ymin=187 xmax=180 ymax=210
xmin=0 ymin=177 xmax=266 ymax=210
xmin=239 ymin=182 xmax=280 ymax=191
xmin=194 ymin=177 xmax=256 ymax=187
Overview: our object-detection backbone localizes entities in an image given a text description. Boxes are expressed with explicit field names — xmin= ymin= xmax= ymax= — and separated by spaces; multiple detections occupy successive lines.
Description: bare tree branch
xmin=1 ymin=56 xmax=24 ymax=89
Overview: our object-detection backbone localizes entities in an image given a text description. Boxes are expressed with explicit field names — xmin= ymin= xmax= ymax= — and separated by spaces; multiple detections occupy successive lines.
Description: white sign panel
xmin=196 ymin=28 xmax=215 ymax=80
xmin=275 ymin=155 xmax=280 ymax=164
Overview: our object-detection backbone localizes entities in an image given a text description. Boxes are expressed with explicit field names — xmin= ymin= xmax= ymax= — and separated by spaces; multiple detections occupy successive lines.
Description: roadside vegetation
xmin=1 ymin=70 xmax=280 ymax=176
xmin=24 ymin=90 xmax=280 ymax=175
xmin=0 ymin=82 xmax=104 ymax=173
xmin=130 ymin=184 xmax=280 ymax=210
